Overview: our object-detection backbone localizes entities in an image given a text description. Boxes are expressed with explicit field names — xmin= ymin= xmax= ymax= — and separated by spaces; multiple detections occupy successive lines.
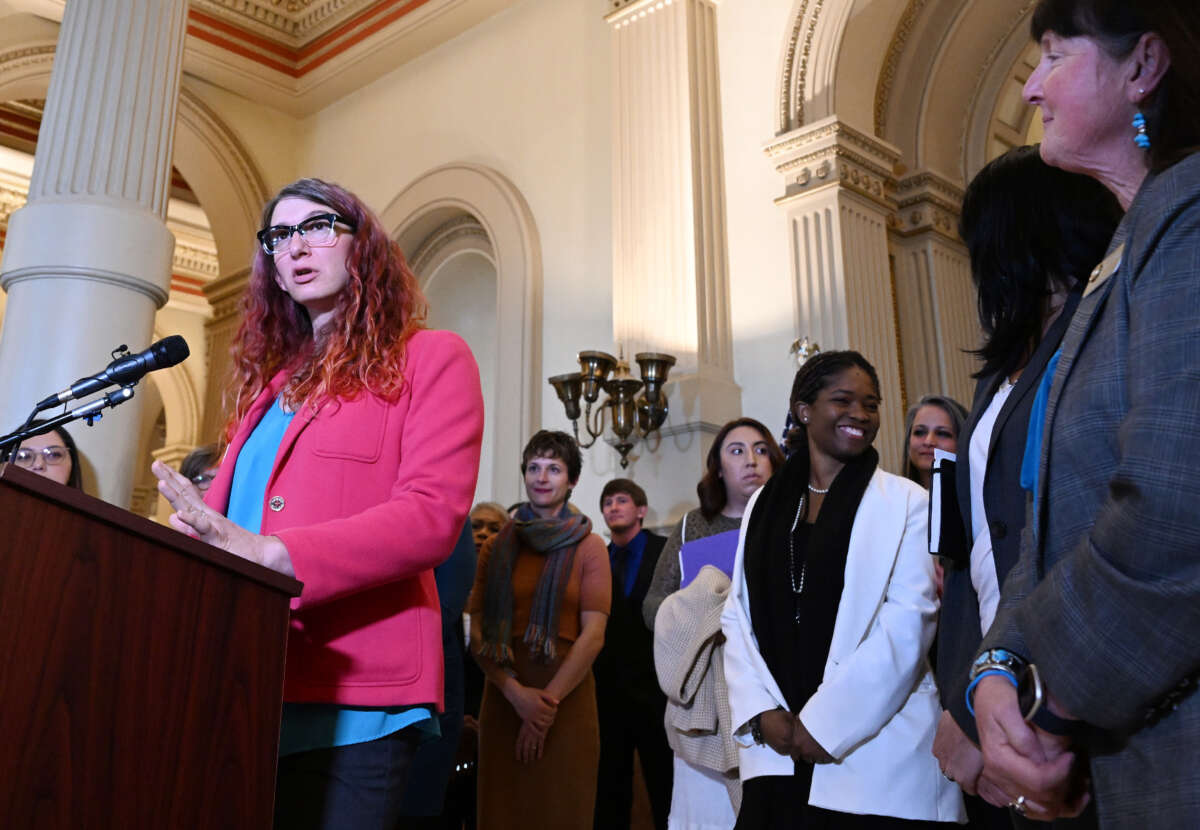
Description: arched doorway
xmin=383 ymin=163 xmax=542 ymax=507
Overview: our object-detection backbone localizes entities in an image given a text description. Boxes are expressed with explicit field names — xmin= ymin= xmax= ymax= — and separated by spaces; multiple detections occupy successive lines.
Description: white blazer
xmin=721 ymin=469 xmax=965 ymax=823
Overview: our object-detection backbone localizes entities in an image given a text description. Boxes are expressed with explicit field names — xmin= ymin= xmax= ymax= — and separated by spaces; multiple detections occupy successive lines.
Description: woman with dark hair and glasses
xmin=11 ymin=421 xmax=83 ymax=490
xmin=179 ymin=443 xmax=219 ymax=493
xmin=152 ymin=178 xmax=484 ymax=830
xmin=930 ymin=146 xmax=1119 ymax=824
xmin=642 ymin=417 xmax=784 ymax=830
xmin=722 ymin=351 xmax=963 ymax=828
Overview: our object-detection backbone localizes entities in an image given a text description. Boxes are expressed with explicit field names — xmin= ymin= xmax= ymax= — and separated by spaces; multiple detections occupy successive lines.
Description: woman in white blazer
xmin=721 ymin=351 xmax=964 ymax=828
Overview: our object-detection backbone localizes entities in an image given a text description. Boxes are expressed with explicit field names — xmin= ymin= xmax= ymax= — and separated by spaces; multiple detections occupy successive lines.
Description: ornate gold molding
xmin=874 ymin=0 xmax=927 ymax=136
xmin=191 ymin=0 xmax=373 ymax=43
xmin=778 ymin=0 xmax=826 ymax=133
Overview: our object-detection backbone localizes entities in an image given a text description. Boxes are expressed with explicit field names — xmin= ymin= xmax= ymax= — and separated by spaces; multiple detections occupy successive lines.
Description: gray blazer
xmin=981 ymin=152 xmax=1200 ymax=827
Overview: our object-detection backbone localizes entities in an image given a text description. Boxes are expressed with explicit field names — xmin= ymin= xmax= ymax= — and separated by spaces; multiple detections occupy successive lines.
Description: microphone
xmin=35 ymin=335 xmax=190 ymax=410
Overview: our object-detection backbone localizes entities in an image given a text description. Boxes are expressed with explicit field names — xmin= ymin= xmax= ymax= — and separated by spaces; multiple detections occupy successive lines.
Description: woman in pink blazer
xmin=153 ymin=178 xmax=483 ymax=830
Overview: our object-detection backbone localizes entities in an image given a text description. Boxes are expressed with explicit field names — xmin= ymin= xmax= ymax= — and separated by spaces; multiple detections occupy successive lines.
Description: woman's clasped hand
xmin=757 ymin=709 xmax=834 ymax=765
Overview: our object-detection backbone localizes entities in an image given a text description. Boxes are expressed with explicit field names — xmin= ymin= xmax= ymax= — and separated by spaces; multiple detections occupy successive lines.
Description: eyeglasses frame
xmin=256 ymin=213 xmax=356 ymax=256
xmin=13 ymin=445 xmax=70 ymax=466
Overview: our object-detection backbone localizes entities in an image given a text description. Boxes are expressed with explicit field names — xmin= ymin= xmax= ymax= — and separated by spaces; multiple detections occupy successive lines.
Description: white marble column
xmin=606 ymin=0 xmax=740 ymax=520
xmin=764 ymin=116 xmax=909 ymax=471
xmin=890 ymin=171 xmax=977 ymax=408
xmin=0 ymin=0 xmax=188 ymax=505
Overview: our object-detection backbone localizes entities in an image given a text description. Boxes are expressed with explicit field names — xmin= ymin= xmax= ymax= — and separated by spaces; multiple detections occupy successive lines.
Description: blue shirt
xmin=225 ymin=397 xmax=436 ymax=756
xmin=608 ymin=528 xmax=649 ymax=598
xmin=1020 ymin=348 xmax=1062 ymax=532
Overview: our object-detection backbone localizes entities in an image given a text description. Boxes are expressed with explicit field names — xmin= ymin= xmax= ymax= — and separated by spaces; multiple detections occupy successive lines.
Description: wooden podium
xmin=0 ymin=464 xmax=302 ymax=828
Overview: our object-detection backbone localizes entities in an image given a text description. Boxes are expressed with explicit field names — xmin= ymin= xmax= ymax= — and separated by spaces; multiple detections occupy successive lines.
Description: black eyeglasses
xmin=256 ymin=213 xmax=355 ymax=256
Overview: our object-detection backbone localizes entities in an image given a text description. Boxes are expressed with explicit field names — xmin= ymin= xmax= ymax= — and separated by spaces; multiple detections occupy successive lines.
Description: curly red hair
xmin=225 ymin=178 xmax=427 ymax=441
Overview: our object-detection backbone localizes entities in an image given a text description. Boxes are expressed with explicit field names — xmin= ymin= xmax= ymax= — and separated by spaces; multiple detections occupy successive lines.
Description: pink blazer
xmin=204 ymin=329 xmax=484 ymax=709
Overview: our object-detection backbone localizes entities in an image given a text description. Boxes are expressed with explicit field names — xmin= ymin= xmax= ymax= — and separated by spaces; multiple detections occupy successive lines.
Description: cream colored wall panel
xmin=293 ymin=0 xmax=613 ymax=514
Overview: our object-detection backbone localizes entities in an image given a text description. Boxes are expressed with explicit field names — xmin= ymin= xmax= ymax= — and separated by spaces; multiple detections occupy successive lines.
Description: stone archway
xmin=381 ymin=164 xmax=541 ymax=506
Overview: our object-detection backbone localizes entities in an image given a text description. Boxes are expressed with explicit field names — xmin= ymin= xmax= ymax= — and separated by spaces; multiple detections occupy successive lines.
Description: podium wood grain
xmin=0 ymin=464 xmax=301 ymax=829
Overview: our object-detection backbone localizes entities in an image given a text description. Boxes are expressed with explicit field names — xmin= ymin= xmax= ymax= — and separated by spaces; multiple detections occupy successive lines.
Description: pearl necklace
xmin=788 ymin=494 xmax=807 ymax=619
xmin=807 ymin=482 xmax=830 ymax=494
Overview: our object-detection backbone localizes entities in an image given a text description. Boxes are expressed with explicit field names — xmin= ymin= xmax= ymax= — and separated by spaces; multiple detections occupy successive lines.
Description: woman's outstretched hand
xmin=151 ymin=460 xmax=294 ymax=577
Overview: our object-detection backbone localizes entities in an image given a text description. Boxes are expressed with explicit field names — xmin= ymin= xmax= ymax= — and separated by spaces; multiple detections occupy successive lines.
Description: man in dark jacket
xmin=593 ymin=479 xmax=673 ymax=829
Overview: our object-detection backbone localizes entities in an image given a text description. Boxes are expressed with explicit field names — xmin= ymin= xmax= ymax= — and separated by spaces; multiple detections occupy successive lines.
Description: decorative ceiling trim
xmin=189 ymin=0 xmax=388 ymax=43
xmin=186 ymin=0 xmax=436 ymax=77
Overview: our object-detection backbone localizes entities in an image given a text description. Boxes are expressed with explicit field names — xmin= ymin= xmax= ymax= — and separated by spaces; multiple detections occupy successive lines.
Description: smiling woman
xmin=902 ymin=395 xmax=967 ymax=490
xmin=972 ymin=2 xmax=1200 ymax=824
xmin=467 ymin=429 xmax=611 ymax=829
xmin=151 ymin=178 xmax=484 ymax=830
xmin=722 ymin=350 xmax=964 ymax=827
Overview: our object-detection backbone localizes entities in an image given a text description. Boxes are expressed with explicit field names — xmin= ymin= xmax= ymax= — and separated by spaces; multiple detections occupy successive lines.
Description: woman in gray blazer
xmin=971 ymin=2 xmax=1200 ymax=825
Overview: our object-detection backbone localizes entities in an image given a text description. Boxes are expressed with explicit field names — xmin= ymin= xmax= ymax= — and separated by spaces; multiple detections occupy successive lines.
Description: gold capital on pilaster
xmin=764 ymin=116 xmax=901 ymax=211
xmin=893 ymin=170 xmax=965 ymax=240
xmin=200 ymin=267 xmax=251 ymax=443
xmin=889 ymin=168 xmax=975 ymax=411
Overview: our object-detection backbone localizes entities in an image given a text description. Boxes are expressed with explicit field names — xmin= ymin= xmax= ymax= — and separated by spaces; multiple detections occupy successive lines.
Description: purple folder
xmin=678 ymin=529 xmax=741 ymax=588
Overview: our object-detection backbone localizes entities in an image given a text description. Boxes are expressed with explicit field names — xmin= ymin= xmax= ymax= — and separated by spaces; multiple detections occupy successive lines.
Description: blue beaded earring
xmin=1133 ymin=112 xmax=1151 ymax=149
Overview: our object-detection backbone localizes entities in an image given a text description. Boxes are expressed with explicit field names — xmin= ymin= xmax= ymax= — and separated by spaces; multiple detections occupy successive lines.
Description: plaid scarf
xmin=478 ymin=503 xmax=592 ymax=664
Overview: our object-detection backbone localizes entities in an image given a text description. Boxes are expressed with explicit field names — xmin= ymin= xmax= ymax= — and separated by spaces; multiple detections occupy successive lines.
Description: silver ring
xmin=1010 ymin=795 xmax=1027 ymax=815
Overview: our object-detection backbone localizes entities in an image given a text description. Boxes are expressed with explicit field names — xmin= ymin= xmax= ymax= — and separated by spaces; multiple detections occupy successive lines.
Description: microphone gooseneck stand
xmin=0 ymin=385 xmax=137 ymax=463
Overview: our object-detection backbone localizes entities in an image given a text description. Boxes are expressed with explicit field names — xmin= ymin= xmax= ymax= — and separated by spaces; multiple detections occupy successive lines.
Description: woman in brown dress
xmin=468 ymin=429 xmax=611 ymax=829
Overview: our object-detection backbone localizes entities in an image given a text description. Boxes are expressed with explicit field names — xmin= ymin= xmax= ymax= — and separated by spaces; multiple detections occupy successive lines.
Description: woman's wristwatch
xmin=967 ymin=648 xmax=1081 ymax=738
xmin=1017 ymin=661 xmax=1083 ymax=738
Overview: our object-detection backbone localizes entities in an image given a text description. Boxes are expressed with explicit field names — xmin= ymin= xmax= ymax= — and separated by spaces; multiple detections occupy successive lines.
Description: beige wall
xmin=294 ymin=0 xmax=617 ymax=514
xmin=718 ymin=0 xmax=807 ymax=456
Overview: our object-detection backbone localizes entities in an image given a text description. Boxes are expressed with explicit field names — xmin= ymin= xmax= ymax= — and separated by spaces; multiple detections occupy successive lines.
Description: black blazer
xmin=936 ymin=291 xmax=1081 ymax=740
xmin=593 ymin=530 xmax=668 ymax=707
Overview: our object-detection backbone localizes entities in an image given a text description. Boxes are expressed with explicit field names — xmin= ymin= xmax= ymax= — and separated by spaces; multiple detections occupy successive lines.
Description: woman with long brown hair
xmin=644 ymin=417 xmax=785 ymax=830
xmin=153 ymin=178 xmax=483 ymax=830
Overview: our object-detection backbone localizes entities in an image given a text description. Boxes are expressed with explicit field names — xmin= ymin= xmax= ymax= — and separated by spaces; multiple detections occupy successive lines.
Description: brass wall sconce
xmin=548 ymin=350 xmax=677 ymax=468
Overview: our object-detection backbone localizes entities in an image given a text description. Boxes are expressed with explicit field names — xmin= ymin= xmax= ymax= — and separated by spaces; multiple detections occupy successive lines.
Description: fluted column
xmin=764 ymin=116 xmax=908 ymax=471
xmin=0 ymin=0 xmax=188 ymax=505
xmin=606 ymin=0 xmax=740 ymax=522
xmin=890 ymin=171 xmax=977 ymax=407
